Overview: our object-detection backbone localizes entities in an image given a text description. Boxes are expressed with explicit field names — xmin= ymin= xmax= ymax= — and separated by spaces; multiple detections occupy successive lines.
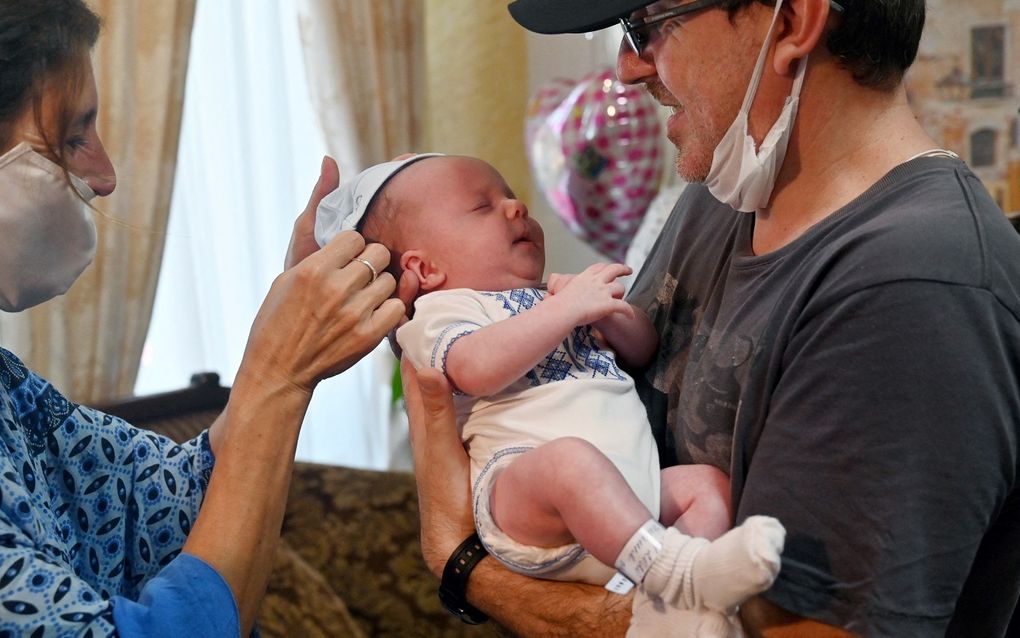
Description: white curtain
xmin=136 ymin=0 xmax=396 ymax=469
xmin=295 ymin=0 xmax=426 ymax=175
xmin=292 ymin=0 xmax=427 ymax=471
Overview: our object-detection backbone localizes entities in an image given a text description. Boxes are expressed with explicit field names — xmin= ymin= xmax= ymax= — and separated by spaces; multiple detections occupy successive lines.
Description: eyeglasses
xmin=621 ymin=0 xmax=845 ymax=56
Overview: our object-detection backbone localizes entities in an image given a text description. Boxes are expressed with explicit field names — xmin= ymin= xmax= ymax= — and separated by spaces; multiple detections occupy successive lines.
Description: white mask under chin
xmin=703 ymin=0 xmax=806 ymax=213
xmin=0 ymin=142 xmax=98 ymax=312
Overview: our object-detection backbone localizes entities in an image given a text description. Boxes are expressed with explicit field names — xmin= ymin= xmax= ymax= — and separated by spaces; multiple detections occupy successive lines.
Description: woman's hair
xmin=723 ymin=0 xmax=926 ymax=91
xmin=0 ymin=0 xmax=101 ymax=164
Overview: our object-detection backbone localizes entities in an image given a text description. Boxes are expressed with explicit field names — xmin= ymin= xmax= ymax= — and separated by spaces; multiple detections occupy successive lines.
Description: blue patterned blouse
xmin=0 ymin=348 xmax=239 ymax=636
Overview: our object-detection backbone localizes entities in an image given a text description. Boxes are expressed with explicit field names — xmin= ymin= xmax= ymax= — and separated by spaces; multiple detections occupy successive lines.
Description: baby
xmin=315 ymin=154 xmax=785 ymax=628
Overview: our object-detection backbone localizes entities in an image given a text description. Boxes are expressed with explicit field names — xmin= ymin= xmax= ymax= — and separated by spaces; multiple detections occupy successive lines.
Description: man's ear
xmin=401 ymin=250 xmax=447 ymax=292
xmin=773 ymin=0 xmax=831 ymax=76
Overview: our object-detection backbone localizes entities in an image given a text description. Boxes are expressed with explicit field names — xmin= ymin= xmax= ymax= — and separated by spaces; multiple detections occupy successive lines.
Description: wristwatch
xmin=438 ymin=532 xmax=490 ymax=624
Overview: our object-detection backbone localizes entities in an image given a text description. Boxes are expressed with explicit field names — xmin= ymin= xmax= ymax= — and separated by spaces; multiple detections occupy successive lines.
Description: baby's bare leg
xmin=659 ymin=464 xmax=732 ymax=540
xmin=489 ymin=436 xmax=652 ymax=564
xmin=491 ymin=441 xmax=784 ymax=615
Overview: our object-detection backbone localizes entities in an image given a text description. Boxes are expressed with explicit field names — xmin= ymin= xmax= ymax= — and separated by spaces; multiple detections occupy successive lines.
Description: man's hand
xmin=285 ymin=156 xmax=340 ymax=270
xmin=387 ymin=269 xmax=421 ymax=358
xmin=401 ymin=359 xmax=475 ymax=577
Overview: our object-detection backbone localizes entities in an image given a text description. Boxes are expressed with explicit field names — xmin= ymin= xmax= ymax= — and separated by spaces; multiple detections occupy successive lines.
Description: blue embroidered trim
xmin=440 ymin=331 xmax=476 ymax=396
xmin=475 ymin=289 xmax=627 ymax=386
xmin=430 ymin=322 xmax=479 ymax=368
xmin=428 ymin=321 xmax=480 ymax=396
xmin=480 ymin=288 xmax=543 ymax=316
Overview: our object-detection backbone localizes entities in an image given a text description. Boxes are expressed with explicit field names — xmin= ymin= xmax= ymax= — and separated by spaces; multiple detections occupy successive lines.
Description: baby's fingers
xmin=601 ymin=263 xmax=633 ymax=282
xmin=547 ymin=273 xmax=573 ymax=294
xmin=614 ymin=299 xmax=636 ymax=320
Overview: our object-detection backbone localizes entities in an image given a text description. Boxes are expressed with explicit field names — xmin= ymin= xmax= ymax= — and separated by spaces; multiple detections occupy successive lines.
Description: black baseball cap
xmin=507 ymin=0 xmax=654 ymax=34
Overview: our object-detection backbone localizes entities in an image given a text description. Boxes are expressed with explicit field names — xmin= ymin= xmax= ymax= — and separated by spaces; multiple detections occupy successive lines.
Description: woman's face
xmin=12 ymin=60 xmax=116 ymax=196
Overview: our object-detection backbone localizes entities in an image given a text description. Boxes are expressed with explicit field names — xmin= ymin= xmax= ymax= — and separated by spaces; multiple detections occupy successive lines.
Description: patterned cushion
xmin=257 ymin=537 xmax=364 ymax=637
xmin=280 ymin=463 xmax=502 ymax=637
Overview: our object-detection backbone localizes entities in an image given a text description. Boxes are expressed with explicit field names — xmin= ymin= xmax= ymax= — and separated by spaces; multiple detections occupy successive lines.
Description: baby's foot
xmin=691 ymin=515 xmax=785 ymax=613
xmin=641 ymin=516 xmax=785 ymax=614
xmin=695 ymin=610 xmax=743 ymax=638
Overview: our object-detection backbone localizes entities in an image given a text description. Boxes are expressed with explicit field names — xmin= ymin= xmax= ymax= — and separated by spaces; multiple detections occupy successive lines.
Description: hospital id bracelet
xmin=438 ymin=532 xmax=490 ymax=625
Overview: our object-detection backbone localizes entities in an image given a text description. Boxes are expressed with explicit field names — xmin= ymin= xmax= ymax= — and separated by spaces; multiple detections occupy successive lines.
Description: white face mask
xmin=704 ymin=0 xmax=806 ymax=213
xmin=0 ymin=142 xmax=98 ymax=312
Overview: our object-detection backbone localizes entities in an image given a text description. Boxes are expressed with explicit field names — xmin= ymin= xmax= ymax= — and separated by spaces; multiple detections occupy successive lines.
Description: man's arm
xmin=469 ymin=562 xmax=631 ymax=636
xmin=742 ymin=597 xmax=858 ymax=637
xmin=402 ymin=361 xmax=631 ymax=636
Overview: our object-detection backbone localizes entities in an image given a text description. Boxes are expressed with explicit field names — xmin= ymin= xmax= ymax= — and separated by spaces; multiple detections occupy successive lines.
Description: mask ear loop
xmin=11 ymin=139 xmax=167 ymax=236
xmin=737 ymin=0 xmax=797 ymax=115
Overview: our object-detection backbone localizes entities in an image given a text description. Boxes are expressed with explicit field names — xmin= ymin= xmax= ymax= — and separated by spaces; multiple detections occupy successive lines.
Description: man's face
xmin=391 ymin=156 xmax=546 ymax=292
xmin=616 ymin=0 xmax=767 ymax=182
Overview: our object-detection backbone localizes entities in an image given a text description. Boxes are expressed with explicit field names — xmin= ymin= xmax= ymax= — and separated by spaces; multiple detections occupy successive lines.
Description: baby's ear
xmin=401 ymin=250 xmax=447 ymax=292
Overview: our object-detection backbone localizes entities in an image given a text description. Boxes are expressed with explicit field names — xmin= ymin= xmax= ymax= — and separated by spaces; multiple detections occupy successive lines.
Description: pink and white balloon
xmin=526 ymin=68 xmax=665 ymax=261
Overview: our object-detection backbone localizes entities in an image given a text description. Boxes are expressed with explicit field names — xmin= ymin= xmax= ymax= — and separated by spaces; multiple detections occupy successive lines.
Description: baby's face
xmin=392 ymin=156 xmax=545 ymax=291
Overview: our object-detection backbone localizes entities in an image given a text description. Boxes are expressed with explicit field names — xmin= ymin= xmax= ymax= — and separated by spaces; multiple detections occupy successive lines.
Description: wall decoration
xmin=906 ymin=0 xmax=1020 ymax=214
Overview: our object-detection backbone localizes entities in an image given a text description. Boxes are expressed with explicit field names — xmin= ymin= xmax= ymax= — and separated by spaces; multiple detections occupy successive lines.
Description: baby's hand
xmin=547 ymin=263 xmax=635 ymax=326
xmin=545 ymin=272 xmax=574 ymax=295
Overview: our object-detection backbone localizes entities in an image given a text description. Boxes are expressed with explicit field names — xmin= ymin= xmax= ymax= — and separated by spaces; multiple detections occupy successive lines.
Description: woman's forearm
xmin=182 ymin=374 xmax=311 ymax=636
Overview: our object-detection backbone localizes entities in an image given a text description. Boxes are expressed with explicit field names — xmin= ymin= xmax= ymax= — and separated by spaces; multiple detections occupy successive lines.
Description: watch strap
xmin=438 ymin=532 xmax=490 ymax=624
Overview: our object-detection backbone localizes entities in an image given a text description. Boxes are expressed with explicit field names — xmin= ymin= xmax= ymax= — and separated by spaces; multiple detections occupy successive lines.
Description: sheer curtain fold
xmin=0 ymin=1 xmax=195 ymax=404
xmin=139 ymin=1 xmax=407 ymax=469
xmin=296 ymin=0 xmax=425 ymax=172
xmin=294 ymin=0 xmax=426 ymax=469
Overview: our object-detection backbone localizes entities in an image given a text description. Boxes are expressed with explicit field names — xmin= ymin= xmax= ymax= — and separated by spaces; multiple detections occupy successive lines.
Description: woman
xmin=0 ymin=1 xmax=403 ymax=635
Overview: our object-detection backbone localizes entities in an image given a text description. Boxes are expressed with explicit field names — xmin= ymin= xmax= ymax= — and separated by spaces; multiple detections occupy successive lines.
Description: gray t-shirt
xmin=627 ymin=156 xmax=1020 ymax=636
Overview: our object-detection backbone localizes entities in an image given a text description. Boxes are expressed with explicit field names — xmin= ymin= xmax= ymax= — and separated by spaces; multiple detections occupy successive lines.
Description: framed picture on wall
xmin=906 ymin=1 xmax=1019 ymax=215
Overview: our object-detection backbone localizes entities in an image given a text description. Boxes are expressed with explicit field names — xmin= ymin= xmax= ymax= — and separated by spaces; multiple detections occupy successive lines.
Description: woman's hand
xmin=284 ymin=155 xmax=340 ymax=270
xmin=241 ymin=231 xmax=405 ymax=397
xmin=401 ymin=359 xmax=475 ymax=577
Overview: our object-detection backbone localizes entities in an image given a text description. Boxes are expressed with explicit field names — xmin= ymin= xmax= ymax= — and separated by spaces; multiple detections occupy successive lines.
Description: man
xmin=402 ymin=1 xmax=1020 ymax=635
